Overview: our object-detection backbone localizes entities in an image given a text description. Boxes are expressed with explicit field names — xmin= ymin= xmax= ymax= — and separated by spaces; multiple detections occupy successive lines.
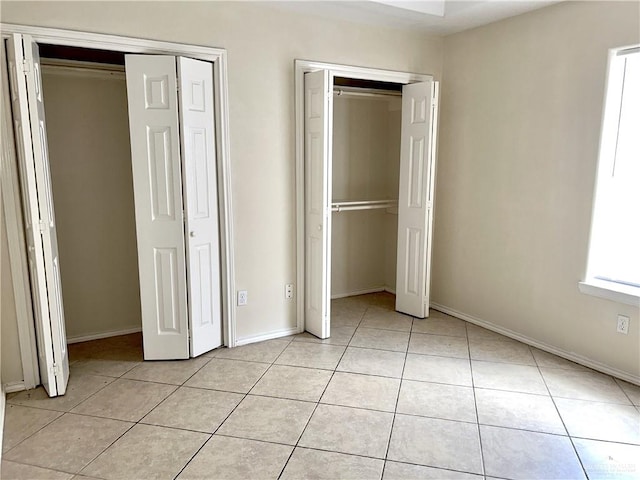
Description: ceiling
xmin=270 ymin=0 xmax=562 ymax=35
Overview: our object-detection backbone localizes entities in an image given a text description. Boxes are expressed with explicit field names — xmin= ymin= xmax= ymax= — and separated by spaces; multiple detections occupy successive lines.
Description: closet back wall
xmin=42 ymin=68 xmax=141 ymax=340
xmin=331 ymin=95 xmax=401 ymax=297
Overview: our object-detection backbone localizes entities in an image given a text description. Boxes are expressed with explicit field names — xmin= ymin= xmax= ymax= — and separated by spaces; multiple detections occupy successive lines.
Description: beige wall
xmin=0 ymin=2 xmax=443 ymax=343
xmin=434 ymin=1 xmax=640 ymax=377
xmin=331 ymin=95 xmax=400 ymax=296
xmin=41 ymin=70 xmax=141 ymax=340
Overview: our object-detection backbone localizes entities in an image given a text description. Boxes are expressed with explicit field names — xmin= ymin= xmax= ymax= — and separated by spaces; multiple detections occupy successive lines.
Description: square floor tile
xmin=250 ymin=365 xmax=332 ymax=402
xmin=555 ymin=397 xmax=640 ymax=444
xmin=2 ymin=405 xmax=62 ymax=453
xmin=214 ymin=339 xmax=291 ymax=363
xmin=530 ymin=348 xmax=589 ymax=371
xmin=281 ymin=447 xmax=384 ymax=480
xmin=81 ymin=424 xmax=208 ymax=479
xmin=275 ymin=342 xmax=346 ymax=370
xmin=541 ymin=368 xmax=631 ymax=404
xmin=403 ymin=354 xmax=472 ymax=386
xmin=217 ymin=395 xmax=315 ymax=445
xmin=349 ymin=327 xmax=409 ymax=352
xmin=465 ymin=324 xmax=513 ymax=342
xmin=294 ymin=326 xmax=356 ymax=346
xmin=299 ymin=404 xmax=393 ymax=458
xmin=383 ymin=461 xmax=483 ymax=479
xmin=321 ymin=372 xmax=400 ymax=412
xmin=7 ymin=375 xmax=114 ymax=412
xmin=616 ymin=379 xmax=640 ymax=406
xmin=71 ymin=378 xmax=175 ymax=422
xmin=0 ymin=460 xmax=73 ymax=480
xmin=337 ymin=347 xmax=405 ymax=378
xmin=331 ymin=301 xmax=367 ymax=327
xmin=178 ymin=435 xmax=292 ymax=479
xmin=469 ymin=337 xmax=535 ymax=365
xmin=412 ymin=313 xmax=468 ymax=338
xmin=387 ymin=414 xmax=482 ymax=474
xmin=70 ymin=358 xmax=140 ymax=378
xmin=408 ymin=333 xmax=469 ymax=359
xmin=122 ymin=356 xmax=210 ymax=385
xmin=4 ymin=413 xmax=132 ymax=474
xmin=184 ymin=358 xmax=269 ymax=393
xmin=475 ymin=388 xmax=565 ymax=434
xmin=141 ymin=386 xmax=243 ymax=433
xmin=472 ymin=360 xmax=547 ymax=395
xmin=367 ymin=292 xmax=396 ymax=310
xmin=480 ymin=425 xmax=585 ymax=479
xmin=396 ymin=380 xmax=476 ymax=423
xmin=361 ymin=307 xmax=413 ymax=332
xmin=574 ymin=438 xmax=640 ymax=480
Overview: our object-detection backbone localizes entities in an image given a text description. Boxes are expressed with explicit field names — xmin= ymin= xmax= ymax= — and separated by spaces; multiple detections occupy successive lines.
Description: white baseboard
xmin=67 ymin=327 xmax=142 ymax=344
xmin=2 ymin=381 xmax=26 ymax=394
xmin=431 ymin=302 xmax=640 ymax=386
xmin=331 ymin=286 xmax=387 ymax=299
xmin=235 ymin=327 xmax=299 ymax=346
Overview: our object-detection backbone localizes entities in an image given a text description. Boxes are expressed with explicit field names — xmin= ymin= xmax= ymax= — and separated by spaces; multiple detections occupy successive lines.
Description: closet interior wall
xmin=331 ymin=91 xmax=402 ymax=297
xmin=41 ymin=61 xmax=142 ymax=341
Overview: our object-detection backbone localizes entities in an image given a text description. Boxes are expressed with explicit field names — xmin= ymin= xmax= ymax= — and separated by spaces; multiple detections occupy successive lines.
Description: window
xmin=580 ymin=46 xmax=640 ymax=306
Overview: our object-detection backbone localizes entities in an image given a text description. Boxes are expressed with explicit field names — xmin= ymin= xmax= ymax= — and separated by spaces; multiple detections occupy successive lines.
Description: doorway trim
xmin=1 ymin=23 xmax=237 ymax=389
xmin=294 ymin=59 xmax=433 ymax=333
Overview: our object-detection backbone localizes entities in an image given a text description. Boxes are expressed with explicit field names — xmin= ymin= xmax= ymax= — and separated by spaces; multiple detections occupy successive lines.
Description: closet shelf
xmin=331 ymin=199 xmax=398 ymax=212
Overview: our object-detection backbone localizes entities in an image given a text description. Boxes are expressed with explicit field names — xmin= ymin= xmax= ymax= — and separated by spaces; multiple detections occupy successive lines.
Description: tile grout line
xmin=466 ymin=318 xmax=487 ymax=478
xmin=381 ymin=310 xmax=413 ymax=478
xmin=535 ymin=350 xmax=590 ymax=480
xmin=276 ymin=300 xmax=368 ymax=479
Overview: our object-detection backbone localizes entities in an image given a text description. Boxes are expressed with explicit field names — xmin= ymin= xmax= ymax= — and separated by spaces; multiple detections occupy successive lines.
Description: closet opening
xmin=3 ymin=28 xmax=232 ymax=397
xmin=330 ymin=76 xmax=402 ymax=301
xmin=296 ymin=60 xmax=439 ymax=340
xmin=39 ymin=46 xmax=141 ymax=347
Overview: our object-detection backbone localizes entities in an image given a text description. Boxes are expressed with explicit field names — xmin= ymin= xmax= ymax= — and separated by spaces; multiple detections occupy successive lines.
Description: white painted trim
xmin=66 ymin=327 xmax=142 ymax=345
xmin=431 ymin=302 xmax=640 ymax=386
xmin=2 ymin=382 xmax=26 ymax=394
xmin=0 ymin=24 xmax=236 ymax=375
xmin=235 ymin=327 xmax=299 ymax=346
xmin=295 ymin=59 xmax=434 ymax=335
xmin=579 ymin=279 xmax=640 ymax=307
xmin=0 ymin=45 xmax=40 ymax=390
xmin=331 ymin=287 xmax=386 ymax=299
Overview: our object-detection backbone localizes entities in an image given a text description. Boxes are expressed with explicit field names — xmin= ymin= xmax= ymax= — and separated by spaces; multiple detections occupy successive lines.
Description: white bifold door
xmin=395 ymin=80 xmax=439 ymax=318
xmin=303 ymin=70 xmax=332 ymax=339
xmin=6 ymin=34 xmax=69 ymax=396
xmin=303 ymin=72 xmax=438 ymax=338
xmin=125 ymin=55 xmax=222 ymax=360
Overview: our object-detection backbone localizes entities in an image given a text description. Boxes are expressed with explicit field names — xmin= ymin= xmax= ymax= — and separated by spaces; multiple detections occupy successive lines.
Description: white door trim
xmin=294 ymin=59 xmax=434 ymax=333
xmin=1 ymin=23 xmax=237 ymax=387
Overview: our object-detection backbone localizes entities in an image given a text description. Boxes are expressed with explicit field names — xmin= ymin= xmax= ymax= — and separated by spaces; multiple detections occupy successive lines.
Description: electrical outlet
xmin=285 ymin=284 xmax=294 ymax=299
xmin=616 ymin=314 xmax=629 ymax=335
xmin=237 ymin=290 xmax=248 ymax=306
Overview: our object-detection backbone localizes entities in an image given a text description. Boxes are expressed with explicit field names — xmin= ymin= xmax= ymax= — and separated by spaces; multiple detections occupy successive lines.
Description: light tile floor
xmin=2 ymin=292 xmax=640 ymax=480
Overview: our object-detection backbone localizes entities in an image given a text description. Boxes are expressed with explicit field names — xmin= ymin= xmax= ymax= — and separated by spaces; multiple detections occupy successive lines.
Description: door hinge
xmin=38 ymin=220 xmax=46 ymax=234
xmin=51 ymin=363 xmax=60 ymax=376
xmin=21 ymin=59 xmax=31 ymax=75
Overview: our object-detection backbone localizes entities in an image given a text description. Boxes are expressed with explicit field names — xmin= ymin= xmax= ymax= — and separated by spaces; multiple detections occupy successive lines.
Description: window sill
xmin=579 ymin=279 xmax=640 ymax=307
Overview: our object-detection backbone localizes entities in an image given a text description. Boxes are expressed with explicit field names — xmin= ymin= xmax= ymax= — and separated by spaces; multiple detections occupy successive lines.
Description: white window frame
xmin=579 ymin=45 xmax=640 ymax=307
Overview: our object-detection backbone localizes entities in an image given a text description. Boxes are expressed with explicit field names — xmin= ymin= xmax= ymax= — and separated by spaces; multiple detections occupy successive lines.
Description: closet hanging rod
xmin=333 ymin=88 xmax=401 ymax=99
xmin=331 ymin=200 xmax=398 ymax=212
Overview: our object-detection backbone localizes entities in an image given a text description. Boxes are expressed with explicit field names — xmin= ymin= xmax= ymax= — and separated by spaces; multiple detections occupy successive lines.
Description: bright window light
xmin=586 ymin=46 xmax=640 ymax=290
